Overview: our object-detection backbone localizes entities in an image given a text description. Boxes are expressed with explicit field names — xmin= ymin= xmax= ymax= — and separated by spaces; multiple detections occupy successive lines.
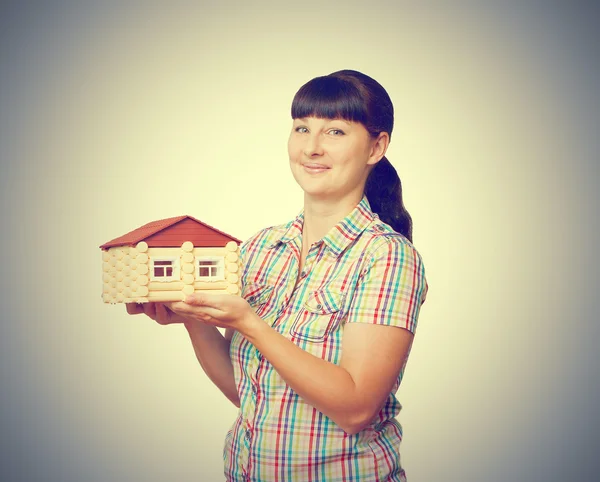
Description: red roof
xmin=100 ymin=215 xmax=242 ymax=250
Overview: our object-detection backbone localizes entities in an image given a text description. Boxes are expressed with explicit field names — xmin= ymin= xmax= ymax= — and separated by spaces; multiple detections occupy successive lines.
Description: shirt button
xmin=301 ymin=270 xmax=307 ymax=278
xmin=316 ymin=303 xmax=322 ymax=310
xmin=248 ymin=295 xmax=255 ymax=303
xmin=245 ymin=428 xmax=252 ymax=440
xmin=252 ymin=384 xmax=257 ymax=394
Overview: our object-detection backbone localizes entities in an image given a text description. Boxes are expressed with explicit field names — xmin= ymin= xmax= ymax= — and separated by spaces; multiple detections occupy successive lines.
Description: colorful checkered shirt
xmin=224 ymin=196 xmax=428 ymax=481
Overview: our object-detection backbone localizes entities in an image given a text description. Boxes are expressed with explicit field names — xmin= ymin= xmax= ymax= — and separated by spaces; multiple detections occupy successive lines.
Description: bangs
xmin=291 ymin=76 xmax=368 ymax=124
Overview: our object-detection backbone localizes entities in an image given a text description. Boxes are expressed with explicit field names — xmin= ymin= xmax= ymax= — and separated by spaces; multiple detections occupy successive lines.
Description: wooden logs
xmin=147 ymin=291 xmax=185 ymax=301
xmin=148 ymin=281 xmax=184 ymax=291
xmin=103 ymin=240 xmax=243 ymax=304
xmin=193 ymin=281 xmax=228 ymax=290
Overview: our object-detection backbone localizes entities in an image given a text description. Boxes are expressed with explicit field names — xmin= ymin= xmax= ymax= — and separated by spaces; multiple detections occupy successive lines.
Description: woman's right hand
xmin=125 ymin=302 xmax=185 ymax=325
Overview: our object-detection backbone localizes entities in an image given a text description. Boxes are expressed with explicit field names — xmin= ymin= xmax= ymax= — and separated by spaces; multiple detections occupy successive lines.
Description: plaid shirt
xmin=224 ymin=196 xmax=428 ymax=482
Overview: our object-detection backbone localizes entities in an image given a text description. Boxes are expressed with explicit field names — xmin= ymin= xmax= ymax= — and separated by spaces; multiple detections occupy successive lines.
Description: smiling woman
xmin=128 ymin=70 xmax=428 ymax=482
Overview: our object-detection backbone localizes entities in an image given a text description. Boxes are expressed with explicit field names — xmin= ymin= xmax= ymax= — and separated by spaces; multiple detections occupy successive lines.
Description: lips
xmin=302 ymin=163 xmax=330 ymax=173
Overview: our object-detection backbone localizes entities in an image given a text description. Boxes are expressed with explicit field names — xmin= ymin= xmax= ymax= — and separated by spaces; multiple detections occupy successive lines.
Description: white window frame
xmin=150 ymin=257 xmax=180 ymax=281
xmin=196 ymin=256 xmax=225 ymax=281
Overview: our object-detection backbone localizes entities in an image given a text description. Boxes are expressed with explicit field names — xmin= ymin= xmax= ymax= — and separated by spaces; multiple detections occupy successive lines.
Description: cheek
xmin=288 ymin=138 xmax=301 ymax=160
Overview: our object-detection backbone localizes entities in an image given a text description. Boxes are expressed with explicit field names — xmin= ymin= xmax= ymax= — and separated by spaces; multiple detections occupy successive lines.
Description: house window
xmin=197 ymin=256 xmax=224 ymax=281
xmin=151 ymin=258 xmax=179 ymax=281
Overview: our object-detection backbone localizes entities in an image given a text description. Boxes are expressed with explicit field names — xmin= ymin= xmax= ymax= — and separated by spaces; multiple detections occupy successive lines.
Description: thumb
xmin=184 ymin=293 xmax=204 ymax=306
xmin=185 ymin=293 xmax=219 ymax=307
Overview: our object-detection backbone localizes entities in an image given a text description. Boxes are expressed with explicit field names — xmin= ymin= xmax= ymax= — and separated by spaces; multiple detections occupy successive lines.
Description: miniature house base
xmin=100 ymin=216 xmax=242 ymax=304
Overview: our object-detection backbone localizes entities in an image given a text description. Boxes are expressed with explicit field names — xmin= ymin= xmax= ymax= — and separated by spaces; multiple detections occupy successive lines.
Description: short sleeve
xmin=346 ymin=237 xmax=428 ymax=333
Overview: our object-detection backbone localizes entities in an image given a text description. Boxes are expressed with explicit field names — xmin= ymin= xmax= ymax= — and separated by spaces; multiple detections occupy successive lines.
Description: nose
xmin=303 ymin=132 xmax=324 ymax=157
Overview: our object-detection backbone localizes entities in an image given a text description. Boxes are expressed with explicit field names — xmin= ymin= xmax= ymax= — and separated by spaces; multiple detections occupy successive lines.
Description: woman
xmin=127 ymin=70 xmax=428 ymax=481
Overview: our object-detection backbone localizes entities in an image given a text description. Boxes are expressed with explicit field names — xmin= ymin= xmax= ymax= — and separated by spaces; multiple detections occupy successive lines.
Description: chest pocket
xmin=242 ymin=283 xmax=274 ymax=318
xmin=291 ymin=289 xmax=345 ymax=342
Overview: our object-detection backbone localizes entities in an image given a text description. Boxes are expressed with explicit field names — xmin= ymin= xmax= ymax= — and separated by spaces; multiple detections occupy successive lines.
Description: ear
xmin=366 ymin=132 xmax=390 ymax=166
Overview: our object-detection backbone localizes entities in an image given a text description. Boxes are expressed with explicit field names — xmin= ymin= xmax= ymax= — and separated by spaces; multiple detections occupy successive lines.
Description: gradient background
xmin=1 ymin=1 xmax=598 ymax=481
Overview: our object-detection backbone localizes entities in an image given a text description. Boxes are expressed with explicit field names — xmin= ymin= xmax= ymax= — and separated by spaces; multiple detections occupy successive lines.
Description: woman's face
xmin=288 ymin=117 xmax=388 ymax=201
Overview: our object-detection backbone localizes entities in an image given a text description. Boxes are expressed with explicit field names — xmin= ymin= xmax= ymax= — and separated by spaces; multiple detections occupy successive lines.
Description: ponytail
xmin=365 ymin=157 xmax=413 ymax=243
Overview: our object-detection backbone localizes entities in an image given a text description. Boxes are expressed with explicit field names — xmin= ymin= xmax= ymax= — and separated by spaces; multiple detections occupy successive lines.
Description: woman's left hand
xmin=167 ymin=293 xmax=255 ymax=332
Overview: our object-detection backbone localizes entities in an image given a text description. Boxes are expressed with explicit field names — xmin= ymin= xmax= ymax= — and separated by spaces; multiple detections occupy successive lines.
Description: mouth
xmin=302 ymin=163 xmax=330 ymax=174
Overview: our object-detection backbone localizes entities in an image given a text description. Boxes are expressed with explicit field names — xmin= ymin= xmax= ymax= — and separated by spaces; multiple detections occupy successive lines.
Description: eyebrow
xmin=296 ymin=117 xmax=352 ymax=126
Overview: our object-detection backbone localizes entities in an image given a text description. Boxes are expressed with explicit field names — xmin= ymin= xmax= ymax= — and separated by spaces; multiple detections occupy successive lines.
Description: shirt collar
xmin=268 ymin=196 xmax=376 ymax=258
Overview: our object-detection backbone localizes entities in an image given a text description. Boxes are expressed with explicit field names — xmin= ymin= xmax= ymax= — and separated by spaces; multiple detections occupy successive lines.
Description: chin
xmin=291 ymin=165 xmax=341 ymax=198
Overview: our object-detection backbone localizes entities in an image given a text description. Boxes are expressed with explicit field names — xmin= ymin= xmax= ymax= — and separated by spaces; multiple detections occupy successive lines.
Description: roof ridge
xmin=183 ymin=215 xmax=242 ymax=243
xmin=99 ymin=215 xmax=241 ymax=249
xmin=134 ymin=215 xmax=188 ymax=238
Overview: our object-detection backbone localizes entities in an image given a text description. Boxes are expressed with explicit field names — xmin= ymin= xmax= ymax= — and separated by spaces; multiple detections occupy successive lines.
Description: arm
xmin=184 ymin=322 xmax=240 ymax=407
xmin=242 ymin=316 xmax=413 ymax=434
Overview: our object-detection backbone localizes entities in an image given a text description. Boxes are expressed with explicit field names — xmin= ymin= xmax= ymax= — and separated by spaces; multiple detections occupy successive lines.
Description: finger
xmin=192 ymin=305 xmax=224 ymax=319
xmin=154 ymin=303 xmax=172 ymax=325
xmin=166 ymin=301 xmax=186 ymax=312
xmin=126 ymin=303 xmax=144 ymax=315
xmin=169 ymin=301 xmax=223 ymax=321
xmin=184 ymin=293 xmax=221 ymax=308
xmin=143 ymin=302 xmax=157 ymax=320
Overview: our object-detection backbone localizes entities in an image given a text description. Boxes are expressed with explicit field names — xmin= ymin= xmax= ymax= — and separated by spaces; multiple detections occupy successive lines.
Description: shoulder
xmin=360 ymin=220 xmax=426 ymax=277
xmin=351 ymin=221 xmax=429 ymax=311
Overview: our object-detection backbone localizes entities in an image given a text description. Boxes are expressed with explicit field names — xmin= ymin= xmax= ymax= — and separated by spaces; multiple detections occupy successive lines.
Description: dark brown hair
xmin=291 ymin=69 xmax=413 ymax=242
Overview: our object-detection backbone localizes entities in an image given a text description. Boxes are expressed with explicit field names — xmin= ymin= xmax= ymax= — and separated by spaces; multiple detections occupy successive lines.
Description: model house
xmin=100 ymin=215 xmax=242 ymax=304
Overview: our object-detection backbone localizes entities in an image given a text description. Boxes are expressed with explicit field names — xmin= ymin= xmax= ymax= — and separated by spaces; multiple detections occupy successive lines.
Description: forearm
xmin=241 ymin=313 xmax=369 ymax=434
xmin=184 ymin=320 xmax=240 ymax=407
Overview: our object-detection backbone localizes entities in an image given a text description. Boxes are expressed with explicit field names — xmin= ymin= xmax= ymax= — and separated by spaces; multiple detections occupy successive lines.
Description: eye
xmin=294 ymin=126 xmax=309 ymax=133
xmin=328 ymin=128 xmax=345 ymax=136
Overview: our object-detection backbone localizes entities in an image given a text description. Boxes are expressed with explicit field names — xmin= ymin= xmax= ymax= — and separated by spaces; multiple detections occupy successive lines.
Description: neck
xmin=302 ymin=191 xmax=364 ymax=247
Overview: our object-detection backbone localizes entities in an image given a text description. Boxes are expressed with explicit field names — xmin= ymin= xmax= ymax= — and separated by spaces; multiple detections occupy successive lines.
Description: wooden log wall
xmin=102 ymin=240 xmax=241 ymax=304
